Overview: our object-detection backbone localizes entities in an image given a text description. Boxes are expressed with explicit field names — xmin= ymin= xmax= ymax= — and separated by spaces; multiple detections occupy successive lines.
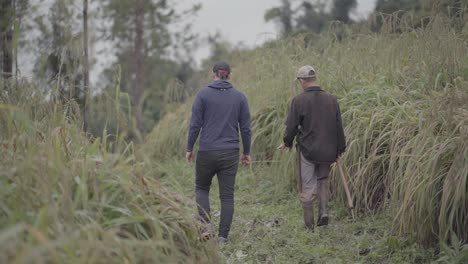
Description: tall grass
xmin=0 ymin=79 xmax=219 ymax=263
xmin=146 ymin=14 xmax=468 ymax=246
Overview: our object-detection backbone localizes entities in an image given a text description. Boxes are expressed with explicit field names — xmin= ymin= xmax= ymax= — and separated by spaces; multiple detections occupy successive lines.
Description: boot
xmin=302 ymin=201 xmax=315 ymax=231
xmin=317 ymin=178 xmax=329 ymax=227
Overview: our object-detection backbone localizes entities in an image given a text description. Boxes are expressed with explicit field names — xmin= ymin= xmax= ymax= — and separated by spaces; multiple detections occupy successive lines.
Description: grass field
xmin=0 ymin=91 xmax=220 ymax=263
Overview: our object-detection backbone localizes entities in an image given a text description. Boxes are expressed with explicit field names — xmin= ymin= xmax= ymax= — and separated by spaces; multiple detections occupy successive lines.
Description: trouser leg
xmin=195 ymin=151 xmax=217 ymax=224
xmin=216 ymin=150 xmax=239 ymax=238
xmin=299 ymin=153 xmax=317 ymax=203
xmin=299 ymin=153 xmax=318 ymax=230
xmin=302 ymin=201 xmax=314 ymax=230
xmin=317 ymin=164 xmax=331 ymax=226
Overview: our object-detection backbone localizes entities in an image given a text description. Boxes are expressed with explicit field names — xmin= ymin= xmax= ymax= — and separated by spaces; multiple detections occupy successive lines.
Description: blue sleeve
xmin=187 ymin=93 xmax=204 ymax=152
xmin=239 ymin=95 xmax=252 ymax=155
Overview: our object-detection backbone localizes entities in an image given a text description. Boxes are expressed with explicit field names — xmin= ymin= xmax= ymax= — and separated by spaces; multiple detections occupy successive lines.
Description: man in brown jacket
xmin=278 ymin=65 xmax=346 ymax=231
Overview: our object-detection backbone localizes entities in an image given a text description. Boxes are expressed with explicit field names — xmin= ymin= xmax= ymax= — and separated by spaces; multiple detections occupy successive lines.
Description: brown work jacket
xmin=283 ymin=86 xmax=346 ymax=164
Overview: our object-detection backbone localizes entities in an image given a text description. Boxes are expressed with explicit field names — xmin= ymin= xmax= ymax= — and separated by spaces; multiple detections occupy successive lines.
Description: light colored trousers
xmin=299 ymin=153 xmax=331 ymax=203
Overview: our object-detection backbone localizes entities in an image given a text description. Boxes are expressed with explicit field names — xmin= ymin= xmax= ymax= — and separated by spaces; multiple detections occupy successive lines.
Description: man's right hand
xmin=186 ymin=151 xmax=194 ymax=165
xmin=277 ymin=143 xmax=291 ymax=151
xmin=336 ymin=153 xmax=344 ymax=162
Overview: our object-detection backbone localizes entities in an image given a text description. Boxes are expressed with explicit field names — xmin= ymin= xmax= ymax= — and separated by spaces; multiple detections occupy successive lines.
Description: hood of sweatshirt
xmin=208 ymin=80 xmax=233 ymax=90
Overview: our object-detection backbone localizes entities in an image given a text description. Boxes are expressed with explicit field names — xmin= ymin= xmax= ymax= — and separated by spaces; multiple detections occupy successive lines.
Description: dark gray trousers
xmin=195 ymin=149 xmax=239 ymax=238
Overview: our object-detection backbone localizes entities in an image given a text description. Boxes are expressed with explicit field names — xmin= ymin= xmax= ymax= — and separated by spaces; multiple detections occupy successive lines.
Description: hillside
xmin=146 ymin=14 xmax=468 ymax=255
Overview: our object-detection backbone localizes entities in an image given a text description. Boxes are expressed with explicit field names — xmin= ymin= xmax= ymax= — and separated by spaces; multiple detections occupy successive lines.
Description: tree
xmin=264 ymin=0 xmax=294 ymax=37
xmin=82 ymin=0 xmax=89 ymax=131
xmin=101 ymin=0 xmax=200 ymax=136
xmin=296 ymin=1 xmax=329 ymax=33
xmin=331 ymin=0 xmax=357 ymax=23
xmin=0 ymin=0 xmax=14 ymax=80
xmin=26 ymin=0 xmax=84 ymax=105
xmin=374 ymin=0 xmax=421 ymax=14
xmin=132 ymin=0 xmax=145 ymax=132
xmin=265 ymin=0 xmax=357 ymax=36
xmin=372 ymin=0 xmax=466 ymax=32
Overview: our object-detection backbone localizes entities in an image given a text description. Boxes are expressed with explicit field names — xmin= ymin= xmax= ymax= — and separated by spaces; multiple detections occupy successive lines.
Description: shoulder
xmin=323 ymin=91 xmax=340 ymax=109
xmin=325 ymin=90 xmax=337 ymax=99
xmin=292 ymin=93 xmax=305 ymax=103
xmin=196 ymin=87 xmax=210 ymax=97
xmin=193 ymin=88 xmax=209 ymax=105
xmin=231 ymin=87 xmax=248 ymax=100
xmin=321 ymin=90 xmax=338 ymax=101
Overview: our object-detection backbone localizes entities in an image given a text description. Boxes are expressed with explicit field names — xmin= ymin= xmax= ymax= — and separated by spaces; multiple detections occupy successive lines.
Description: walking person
xmin=186 ymin=61 xmax=252 ymax=244
xmin=278 ymin=65 xmax=346 ymax=231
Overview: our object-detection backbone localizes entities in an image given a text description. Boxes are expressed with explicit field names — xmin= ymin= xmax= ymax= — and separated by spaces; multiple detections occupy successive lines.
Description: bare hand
xmin=186 ymin=151 xmax=194 ymax=165
xmin=277 ymin=143 xmax=290 ymax=151
xmin=241 ymin=154 xmax=251 ymax=166
xmin=336 ymin=152 xmax=344 ymax=162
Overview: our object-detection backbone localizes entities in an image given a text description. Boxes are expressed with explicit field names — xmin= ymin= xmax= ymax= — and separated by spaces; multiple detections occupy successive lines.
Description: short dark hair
xmin=216 ymin=71 xmax=230 ymax=80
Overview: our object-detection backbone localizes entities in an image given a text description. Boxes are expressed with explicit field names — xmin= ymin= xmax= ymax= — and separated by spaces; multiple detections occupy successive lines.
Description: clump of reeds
xmin=0 ymin=80 xmax=219 ymax=263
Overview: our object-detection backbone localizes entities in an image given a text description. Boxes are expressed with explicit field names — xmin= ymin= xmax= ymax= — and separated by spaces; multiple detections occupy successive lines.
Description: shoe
xmin=200 ymin=225 xmax=214 ymax=241
xmin=217 ymin=236 xmax=230 ymax=245
xmin=317 ymin=214 xmax=329 ymax=226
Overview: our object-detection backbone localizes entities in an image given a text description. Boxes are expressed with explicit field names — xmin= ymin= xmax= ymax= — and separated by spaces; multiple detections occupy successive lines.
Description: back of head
xmin=213 ymin=61 xmax=231 ymax=80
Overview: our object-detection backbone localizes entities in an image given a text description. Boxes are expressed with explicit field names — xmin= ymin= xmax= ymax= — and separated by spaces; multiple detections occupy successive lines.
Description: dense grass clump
xmin=0 ymin=82 xmax=219 ymax=263
xmin=146 ymin=15 xmax=468 ymax=247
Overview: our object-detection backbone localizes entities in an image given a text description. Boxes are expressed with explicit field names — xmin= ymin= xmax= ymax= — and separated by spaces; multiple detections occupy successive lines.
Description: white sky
xmin=177 ymin=0 xmax=377 ymax=65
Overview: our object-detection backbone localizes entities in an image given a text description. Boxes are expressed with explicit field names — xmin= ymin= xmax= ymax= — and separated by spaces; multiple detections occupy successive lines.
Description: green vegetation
xmin=0 ymin=84 xmax=219 ymax=263
xmin=147 ymin=13 xmax=468 ymax=256
xmin=1 ymin=3 xmax=467 ymax=263
xmin=152 ymin=160 xmax=437 ymax=263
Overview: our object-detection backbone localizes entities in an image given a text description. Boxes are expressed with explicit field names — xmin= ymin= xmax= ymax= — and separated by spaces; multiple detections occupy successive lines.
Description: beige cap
xmin=296 ymin=65 xmax=316 ymax=79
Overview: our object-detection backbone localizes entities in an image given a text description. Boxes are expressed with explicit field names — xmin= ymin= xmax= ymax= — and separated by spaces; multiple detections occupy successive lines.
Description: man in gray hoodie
xmin=186 ymin=61 xmax=252 ymax=244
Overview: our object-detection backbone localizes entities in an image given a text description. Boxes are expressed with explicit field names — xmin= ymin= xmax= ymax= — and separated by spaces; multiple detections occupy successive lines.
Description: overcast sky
xmin=176 ymin=0 xmax=377 ymax=65
xmin=20 ymin=0 xmax=377 ymax=82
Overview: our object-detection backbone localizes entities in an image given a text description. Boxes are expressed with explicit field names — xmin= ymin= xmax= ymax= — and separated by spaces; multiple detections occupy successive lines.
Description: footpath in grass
xmin=153 ymin=160 xmax=435 ymax=264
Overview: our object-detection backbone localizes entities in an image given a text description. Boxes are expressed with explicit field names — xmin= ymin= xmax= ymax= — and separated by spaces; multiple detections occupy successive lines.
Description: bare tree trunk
xmin=280 ymin=0 xmax=293 ymax=36
xmin=14 ymin=0 xmax=19 ymax=83
xmin=82 ymin=0 xmax=90 ymax=132
xmin=133 ymin=0 xmax=144 ymax=133
xmin=1 ymin=0 xmax=14 ymax=80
